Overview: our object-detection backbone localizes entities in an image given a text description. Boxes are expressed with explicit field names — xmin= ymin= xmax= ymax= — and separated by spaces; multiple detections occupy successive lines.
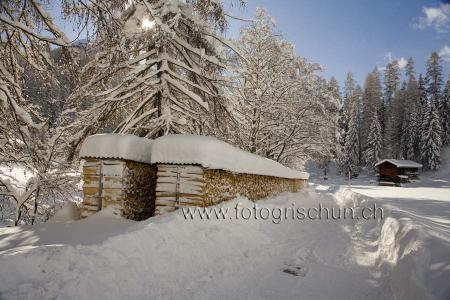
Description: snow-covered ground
xmin=0 ymin=152 xmax=449 ymax=299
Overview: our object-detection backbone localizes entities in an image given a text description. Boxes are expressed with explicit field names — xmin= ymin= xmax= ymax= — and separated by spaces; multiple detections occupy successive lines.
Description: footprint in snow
xmin=282 ymin=244 xmax=317 ymax=277
xmin=282 ymin=264 xmax=306 ymax=277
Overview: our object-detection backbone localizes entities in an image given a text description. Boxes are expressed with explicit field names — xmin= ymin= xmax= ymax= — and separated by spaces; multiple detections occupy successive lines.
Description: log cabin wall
xmin=378 ymin=162 xmax=399 ymax=179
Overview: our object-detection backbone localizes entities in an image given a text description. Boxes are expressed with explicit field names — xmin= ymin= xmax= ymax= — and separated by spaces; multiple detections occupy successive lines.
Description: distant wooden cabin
xmin=375 ymin=159 xmax=422 ymax=186
xmin=79 ymin=134 xmax=309 ymax=220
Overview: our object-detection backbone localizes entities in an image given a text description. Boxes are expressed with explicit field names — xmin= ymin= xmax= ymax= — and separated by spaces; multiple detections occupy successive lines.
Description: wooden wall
xmin=81 ymin=159 xmax=156 ymax=220
xmin=83 ymin=161 xmax=306 ymax=219
xmin=155 ymin=164 xmax=205 ymax=214
xmin=82 ymin=159 xmax=125 ymax=218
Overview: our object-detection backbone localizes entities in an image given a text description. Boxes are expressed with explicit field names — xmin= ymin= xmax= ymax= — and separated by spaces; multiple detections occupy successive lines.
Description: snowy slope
xmin=317 ymin=147 xmax=450 ymax=299
xmin=0 ymin=191 xmax=387 ymax=300
xmin=0 ymin=149 xmax=449 ymax=299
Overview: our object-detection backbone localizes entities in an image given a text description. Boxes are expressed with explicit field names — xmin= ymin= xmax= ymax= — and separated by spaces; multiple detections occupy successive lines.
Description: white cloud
xmin=439 ymin=45 xmax=450 ymax=62
xmin=415 ymin=3 xmax=450 ymax=33
xmin=398 ymin=57 xmax=408 ymax=69
xmin=384 ymin=52 xmax=394 ymax=62
xmin=383 ymin=52 xmax=408 ymax=69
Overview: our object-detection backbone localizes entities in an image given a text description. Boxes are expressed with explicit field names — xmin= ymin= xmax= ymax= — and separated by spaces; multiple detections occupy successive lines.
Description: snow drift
xmin=335 ymin=188 xmax=450 ymax=300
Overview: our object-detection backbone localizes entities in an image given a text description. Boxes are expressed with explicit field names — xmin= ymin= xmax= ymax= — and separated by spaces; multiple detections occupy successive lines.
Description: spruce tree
xmin=337 ymin=72 xmax=356 ymax=172
xmin=364 ymin=111 xmax=382 ymax=172
xmin=421 ymin=102 xmax=442 ymax=170
xmin=385 ymin=82 xmax=406 ymax=158
xmin=440 ymin=77 xmax=450 ymax=146
xmin=339 ymin=85 xmax=361 ymax=177
xmin=361 ymin=68 xmax=382 ymax=157
xmin=384 ymin=60 xmax=400 ymax=106
xmin=425 ymin=52 xmax=443 ymax=103
xmin=416 ymin=75 xmax=428 ymax=160
xmin=403 ymin=58 xmax=420 ymax=160
xmin=382 ymin=60 xmax=400 ymax=156
xmin=69 ymin=0 xmax=242 ymax=144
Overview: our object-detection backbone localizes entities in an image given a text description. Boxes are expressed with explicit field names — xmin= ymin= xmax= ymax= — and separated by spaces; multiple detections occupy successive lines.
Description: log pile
xmin=122 ymin=162 xmax=157 ymax=220
xmin=203 ymin=169 xmax=304 ymax=205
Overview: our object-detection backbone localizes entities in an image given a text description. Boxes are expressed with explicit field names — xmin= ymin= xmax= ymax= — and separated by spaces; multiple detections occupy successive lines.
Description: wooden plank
xmin=156 ymin=198 xmax=204 ymax=207
xmin=157 ymin=175 xmax=204 ymax=182
xmin=102 ymin=160 xmax=125 ymax=165
xmin=83 ymin=160 xmax=100 ymax=167
xmin=83 ymin=186 xmax=100 ymax=196
xmin=155 ymin=183 xmax=203 ymax=195
xmin=102 ymin=164 xmax=124 ymax=176
xmin=83 ymin=166 xmax=101 ymax=175
xmin=82 ymin=204 xmax=98 ymax=211
xmin=156 ymin=177 xmax=205 ymax=187
xmin=102 ymin=188 xmax=123 ymax=202
xmin=157 ymin=165 xmax=203 ymax=174
xmin=101 ymin=177 xmax=123 ymax=189
xmin=156 ymin=201 xmax=201 ymax=207
xmin=155 ymin=192 xmax=204 ymax=200
xmin=155 ymin=206 xmax=176 ymax=214
xmin=82 ymin=199 xmax=99 ymax=207
xmin=157 ymin=171 xmax=204 ymax=180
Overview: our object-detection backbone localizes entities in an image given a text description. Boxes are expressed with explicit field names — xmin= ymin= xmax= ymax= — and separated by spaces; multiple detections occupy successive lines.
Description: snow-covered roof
xmin=375 ymin=159 xmax=423 ymax=168
xmin=150 ymin=134 xmax=309 ymax=180
xmin=79 ymin=134 xmax=309 ymax=180
xmin=79 ymin=134 xmax=153 ymax=164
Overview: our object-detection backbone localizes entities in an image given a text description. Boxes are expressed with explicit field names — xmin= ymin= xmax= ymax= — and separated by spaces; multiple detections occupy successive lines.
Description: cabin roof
xmin=151 ymin=134 xmax=309 ymax=180
xmin=79 ymin=134 xmax=153 ymax=164
xmin=375 ymin=159 xmax=423 ymax=169
xmin=79 ymin=134 xmax=309 ymax=180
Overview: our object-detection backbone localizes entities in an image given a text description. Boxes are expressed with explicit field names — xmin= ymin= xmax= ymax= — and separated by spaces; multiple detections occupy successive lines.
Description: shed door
xmin=155 ymin=165 xmax=204 ymax=213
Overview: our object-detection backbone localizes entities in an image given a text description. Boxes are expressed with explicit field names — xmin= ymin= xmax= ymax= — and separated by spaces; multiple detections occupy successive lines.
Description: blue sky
xmin=51 ymin=0 xmax=450 ymax=87
xmin=226 ymin=0 xmax=450 ymax=86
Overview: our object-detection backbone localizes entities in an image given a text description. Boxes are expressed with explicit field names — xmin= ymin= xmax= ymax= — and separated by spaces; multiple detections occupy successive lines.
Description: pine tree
xmin=364 ymin=111 xmax=382 ymax=172
xmin=327 ymin=76 xmax=342 ymax=158
xmin=337 ymin=72 xmax=356 ymax=171
xmin=361 ymin=68 xmax=382 ymax=159
xmin=339 ymin=84 xmax=361 ymax=177
xmin=403 ymin=58 xmax=420 ymax=160
xmin=343 ymin=72 xmax=356 ymax=112
xmin=405 ymin=57 xmax=416 ymax=82
xmin=425 ymin=52 xmax=443 ymax=103
xmin=421 ymin=102 xmax=442 ymax=170
xmin=384 ymin=60 xmax=400 ymax=106
xmin=385 ymin=82 xmax=406 ymax=158
xmin=440 ymin=77 xmax=450 ymax=146
xmin=416 ymin=75 xmax=428 ymax=160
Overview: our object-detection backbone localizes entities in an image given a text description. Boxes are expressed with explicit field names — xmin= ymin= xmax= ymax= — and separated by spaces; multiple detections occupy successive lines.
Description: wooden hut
xmin=79 ymin=134 xmax=309 ymax=220
xmin=375 ymin=159 xmax=422 ymax=185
